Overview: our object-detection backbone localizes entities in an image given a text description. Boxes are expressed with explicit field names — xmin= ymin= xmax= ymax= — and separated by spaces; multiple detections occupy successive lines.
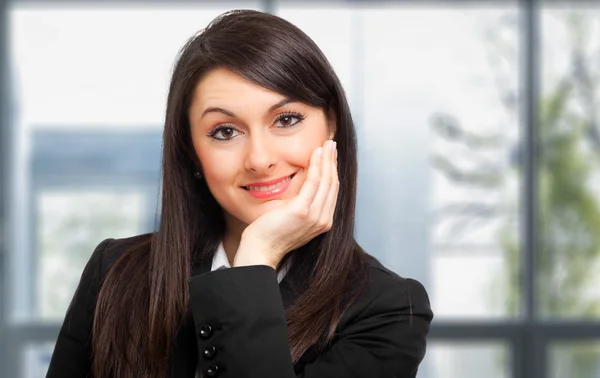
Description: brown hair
xmin=92 ymin=9 xmax=370 ymax=377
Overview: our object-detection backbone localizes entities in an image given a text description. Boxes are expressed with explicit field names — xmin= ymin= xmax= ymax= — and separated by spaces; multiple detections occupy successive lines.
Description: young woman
xmin=46 ymin=9 xmax=433 ymax=378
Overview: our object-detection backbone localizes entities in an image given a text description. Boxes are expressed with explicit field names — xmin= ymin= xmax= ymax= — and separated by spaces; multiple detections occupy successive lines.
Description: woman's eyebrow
xmin=267 ymin=97 xmax=294 ymax=113
xmin=200 ymin=97 xmax=295 ymax=119
xmin=201 ymin=106 xmax=235 ymax=119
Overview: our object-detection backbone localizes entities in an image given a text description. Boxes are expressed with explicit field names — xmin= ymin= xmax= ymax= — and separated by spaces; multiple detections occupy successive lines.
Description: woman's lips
xmin=243 ymin=173 xmax=296 ymax=199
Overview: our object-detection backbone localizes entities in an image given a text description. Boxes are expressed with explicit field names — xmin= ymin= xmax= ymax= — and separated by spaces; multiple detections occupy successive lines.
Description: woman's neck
xmin=222 ymin=233 xmax=241 ymax=267
xmin=222 ymin=213 xmax=247 ymax=266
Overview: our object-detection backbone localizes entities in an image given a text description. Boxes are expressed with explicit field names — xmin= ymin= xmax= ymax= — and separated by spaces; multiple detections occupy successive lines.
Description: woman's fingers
xmin=295 ymin=139 xmax=338 ymax=232
xmin=321 ymin=143 xmax=339 ymax=229
xmin=295 ymin=144 xmax=324 ymax=212
xmin=309 ymin=140 xmax=335 ymax=222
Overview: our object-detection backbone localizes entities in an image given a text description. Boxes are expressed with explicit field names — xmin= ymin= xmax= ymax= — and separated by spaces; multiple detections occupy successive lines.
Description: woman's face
xmin=189 ymin=67 xmax=335 ymax=231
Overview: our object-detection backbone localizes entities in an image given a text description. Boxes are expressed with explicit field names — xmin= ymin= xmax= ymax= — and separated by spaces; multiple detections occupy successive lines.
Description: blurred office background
xmin=1 ymin=0 xmax=600 ymax=377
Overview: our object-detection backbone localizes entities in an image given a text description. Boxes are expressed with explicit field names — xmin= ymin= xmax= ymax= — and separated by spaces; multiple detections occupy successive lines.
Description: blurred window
xmin=2 ymin=1 xmax=600 ymax=378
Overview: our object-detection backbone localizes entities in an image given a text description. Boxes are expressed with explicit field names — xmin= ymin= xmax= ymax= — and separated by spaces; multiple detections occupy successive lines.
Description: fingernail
xmin=316 ymin=147 xmax=323 ymax=156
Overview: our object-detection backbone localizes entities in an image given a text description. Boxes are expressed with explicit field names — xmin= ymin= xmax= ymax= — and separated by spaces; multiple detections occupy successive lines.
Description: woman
xmin=46 ymin=9 xmax=433 ymax=378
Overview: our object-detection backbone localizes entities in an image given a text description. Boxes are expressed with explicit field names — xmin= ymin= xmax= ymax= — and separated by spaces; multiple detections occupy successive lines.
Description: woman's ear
xmin=327 ymin=109 xmax=337 ymax=139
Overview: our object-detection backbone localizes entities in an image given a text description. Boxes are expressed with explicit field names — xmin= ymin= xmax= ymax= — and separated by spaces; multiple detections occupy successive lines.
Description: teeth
xmin=247 ymin=175 xmax=292 ymax=192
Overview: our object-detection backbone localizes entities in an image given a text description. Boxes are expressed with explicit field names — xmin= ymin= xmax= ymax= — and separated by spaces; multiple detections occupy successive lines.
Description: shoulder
xmin=89 ymin=233 xmax=153 ymax=278
xmin=62 ymin=233 xmax=153 ymax=319
xmin=342 ymin=253 xmax=433 ymax=326
xmin=368 ymin=254 xmax=431 ymax=305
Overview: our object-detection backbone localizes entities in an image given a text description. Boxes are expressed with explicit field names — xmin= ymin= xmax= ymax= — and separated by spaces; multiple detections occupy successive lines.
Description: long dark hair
xmin=92 ymin=9 xmax=370 ymax=377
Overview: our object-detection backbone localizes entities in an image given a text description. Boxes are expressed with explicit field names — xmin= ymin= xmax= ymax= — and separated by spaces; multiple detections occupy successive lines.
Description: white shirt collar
xmin=210 ymin=241 xmax=291 ymax=284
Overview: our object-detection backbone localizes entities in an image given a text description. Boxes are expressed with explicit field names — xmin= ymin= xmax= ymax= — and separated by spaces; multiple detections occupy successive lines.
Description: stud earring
xmin=194 ymin=171 xmax=203 ymax=179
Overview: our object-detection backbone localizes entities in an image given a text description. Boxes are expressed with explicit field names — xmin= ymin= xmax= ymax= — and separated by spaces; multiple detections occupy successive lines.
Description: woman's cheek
xmin=198 ymin=165 xmax=230 ymax=198
xmin=284 ymin=141 xmax=322 ymax=168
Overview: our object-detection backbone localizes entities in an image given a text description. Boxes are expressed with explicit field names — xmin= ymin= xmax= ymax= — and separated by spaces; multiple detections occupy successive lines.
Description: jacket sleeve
xmin=45 ymin=238 xmax=112 ymax=378
xmin=188 ymin=265 xmax=433 ymax=378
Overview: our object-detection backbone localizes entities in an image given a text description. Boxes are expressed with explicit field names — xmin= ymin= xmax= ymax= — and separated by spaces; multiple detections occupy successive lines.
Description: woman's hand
xmin=233 ymin=139 xmax=339 ymax=269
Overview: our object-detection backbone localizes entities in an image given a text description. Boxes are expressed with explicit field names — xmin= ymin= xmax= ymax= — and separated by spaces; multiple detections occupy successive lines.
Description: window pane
xmin=540 ymin=7 xmax=600 ymax=319
xmin=550 ymin=342 xmax=600 ymax=378
xmin=355 ymin=6 xmax=520 ymax=319
xmin=37 ymin=190 xmax=147 ymax=320
xmin=21 ymin=342 xmax=54 ymax=378
xmin=426 ymin=342 xmax=509 ymax=378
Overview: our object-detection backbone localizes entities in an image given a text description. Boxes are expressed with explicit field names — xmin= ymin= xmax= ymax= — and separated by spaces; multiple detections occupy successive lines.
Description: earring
xmin=194 ymin=171 xmax=203 ymax=179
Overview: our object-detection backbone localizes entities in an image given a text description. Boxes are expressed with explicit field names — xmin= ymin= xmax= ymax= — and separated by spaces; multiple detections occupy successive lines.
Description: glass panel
xmin=9 ymin=3 xmax=260 ymax=128
xmin=426 ymin=342 xmax=509 ymax=378
xmin=433 ymin=251 xmax=511 ymax=319
xmin=356 ymin=7 xmax=520 ymax=319
xmin=540 ymin=7 xmax=600 ymax=318
xmin=550 ymin=342 xmax=600 ymax=378
xmin=37 ymin=190 xmax=147 ymax=320
xmin=21 ymin=342 xmax=55 ymax=378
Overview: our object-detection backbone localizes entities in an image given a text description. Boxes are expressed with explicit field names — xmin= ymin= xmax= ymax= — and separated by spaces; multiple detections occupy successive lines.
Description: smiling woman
xmin=45 ymin=9 xmax=433 ymax=378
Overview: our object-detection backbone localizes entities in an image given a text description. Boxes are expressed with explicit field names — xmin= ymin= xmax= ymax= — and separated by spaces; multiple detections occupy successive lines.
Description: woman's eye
xmin=275 ymin=114 xmax=304 ymax=128
xmin=210 ymin=126 xmax=240 ymax=140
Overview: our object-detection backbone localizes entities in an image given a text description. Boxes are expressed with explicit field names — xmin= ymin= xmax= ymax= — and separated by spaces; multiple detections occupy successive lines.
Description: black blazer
xmin=46 ymin=234 xmax=434 ymax=378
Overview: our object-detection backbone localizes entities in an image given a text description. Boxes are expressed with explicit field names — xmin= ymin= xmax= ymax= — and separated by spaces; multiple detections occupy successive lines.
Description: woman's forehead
xmin=193 ymin=69 xmax=284 ymax=107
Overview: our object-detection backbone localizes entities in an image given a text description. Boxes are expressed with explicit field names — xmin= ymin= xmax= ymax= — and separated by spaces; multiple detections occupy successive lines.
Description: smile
xmin=242 ymin=173 xmax=296 ymax=199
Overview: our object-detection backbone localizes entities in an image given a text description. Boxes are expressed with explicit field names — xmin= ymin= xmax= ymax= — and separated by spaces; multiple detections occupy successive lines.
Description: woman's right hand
xmin=234 ymin=139 xmax=339 ymax=269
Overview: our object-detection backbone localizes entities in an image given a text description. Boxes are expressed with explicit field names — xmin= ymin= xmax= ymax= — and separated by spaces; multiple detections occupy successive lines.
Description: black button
xmin=199 ymin=324 xmax=213 ymax=339
xmin=203 ymin=345 xmax=217 ymax=359
xmin=206 ymin=364 xmax=220 ymax=377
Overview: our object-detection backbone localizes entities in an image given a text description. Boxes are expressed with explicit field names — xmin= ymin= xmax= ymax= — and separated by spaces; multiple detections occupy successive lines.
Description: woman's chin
xmin=259 ymin=198 xmax=286 ymax=212
xmin=242 ymin=199 xmax=285 ymax=221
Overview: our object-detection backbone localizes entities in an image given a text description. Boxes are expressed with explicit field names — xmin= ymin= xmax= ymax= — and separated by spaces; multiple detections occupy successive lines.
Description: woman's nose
xmin=244 ymin=133 xmax=278 ymax=173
